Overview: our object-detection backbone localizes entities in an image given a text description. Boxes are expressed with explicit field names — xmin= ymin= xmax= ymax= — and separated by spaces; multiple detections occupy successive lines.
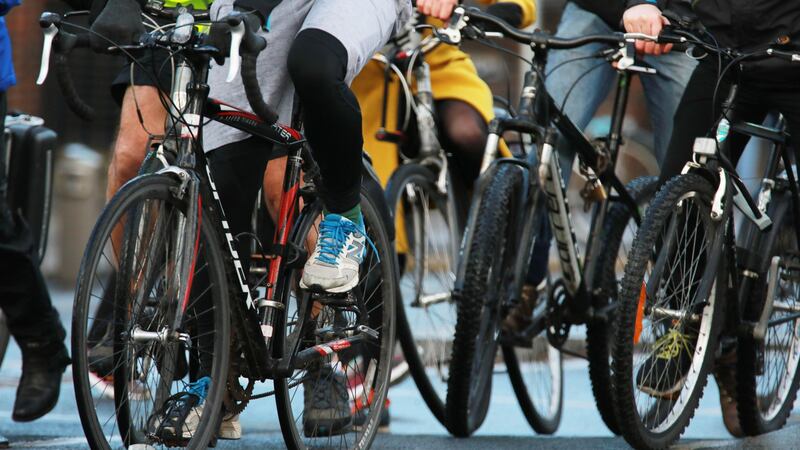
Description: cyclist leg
xmin=436 ymin=99 xmax=488 ymax=184
xmin=290 ymin=0 xmax=401 ymax=293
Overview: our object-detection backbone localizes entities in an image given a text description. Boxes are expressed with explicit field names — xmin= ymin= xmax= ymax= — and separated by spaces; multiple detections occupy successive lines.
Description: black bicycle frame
xmin=472 ymin=53 xmax=643 ymax=331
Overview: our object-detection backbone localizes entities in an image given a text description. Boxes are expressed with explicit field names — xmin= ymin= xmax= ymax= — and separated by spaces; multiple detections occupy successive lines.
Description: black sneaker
xmin=636 ymin=330 xmax=695 ymax=399
xmin=303 ymin=365 xmax=353 ymax=437
xmin=150 ymin=377 xmax=211 ymax=445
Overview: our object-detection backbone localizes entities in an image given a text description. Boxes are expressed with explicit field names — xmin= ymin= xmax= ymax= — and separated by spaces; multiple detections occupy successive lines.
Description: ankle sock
xmin=326 ymin=205 xmax=363 ymax=227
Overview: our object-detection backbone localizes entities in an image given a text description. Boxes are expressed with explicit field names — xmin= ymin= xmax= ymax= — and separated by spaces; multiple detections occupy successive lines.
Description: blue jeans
xmin=546 ymin=1 xmax=697 ymax=177
xmin=526 ymin=2 xmax=697 ymax=286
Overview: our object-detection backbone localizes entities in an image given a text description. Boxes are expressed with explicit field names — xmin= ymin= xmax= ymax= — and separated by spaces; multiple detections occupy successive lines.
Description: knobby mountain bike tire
xmin=273 ymin=186 xmax=397 ymax=450
xmin=612 ymin=173 xmax=725 ymax=449
xmin=589 ymin=175 xmax=659 ymax=435
xmin=385 ymin=163 xmax=460 ymax=426
xmin=446 ymin=163 xmax=523 ymax=437
xmin=73 ymin=174 xmax=230 ymax=450
xmin=737 ymin=188 xmax=800 ymax=436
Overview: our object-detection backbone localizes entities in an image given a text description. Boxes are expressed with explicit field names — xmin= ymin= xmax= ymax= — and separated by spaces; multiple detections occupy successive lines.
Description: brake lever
xmin=438 ymin=6 xmax=467 ymax=45
xmin=226 ymin=15 xmax=246 ymax=82
xmin=37 ymin=13 xmax=61 ymax=85
xmin=615 ymin=41 xmax=657 ymax=75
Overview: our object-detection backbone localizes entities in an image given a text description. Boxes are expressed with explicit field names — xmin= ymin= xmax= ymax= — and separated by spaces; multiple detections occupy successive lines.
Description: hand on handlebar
xmin=417 ymin=0 xmax=458 ymax=21
xmin=622 ymin=4 xmax=673 ymax=56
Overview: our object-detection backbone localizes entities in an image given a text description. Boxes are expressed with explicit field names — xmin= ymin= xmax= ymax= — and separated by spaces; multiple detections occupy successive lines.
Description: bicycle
xmin=611 ymin=26 xmax=800 ymax=449
xmin=38 ymin=9 xmax=397 ymax=449
xmin=369 ymin=13 xmax=485 ymax=425
xmin=437 ymin=7 xmax=661 ymax=436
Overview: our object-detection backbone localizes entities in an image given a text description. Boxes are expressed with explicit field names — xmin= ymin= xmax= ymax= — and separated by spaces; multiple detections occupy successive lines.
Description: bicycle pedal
xmin=311 ymin=291 xmax=356 ymax=306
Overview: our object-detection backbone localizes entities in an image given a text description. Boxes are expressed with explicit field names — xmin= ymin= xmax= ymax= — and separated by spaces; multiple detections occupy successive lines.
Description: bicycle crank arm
xmin=292 ymin=328 xmax=378 ymax=369
xmin=753 ymin=256 xmax=780 ymax=341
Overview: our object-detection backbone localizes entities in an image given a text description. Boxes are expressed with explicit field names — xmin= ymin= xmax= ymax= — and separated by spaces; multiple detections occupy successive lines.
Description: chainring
xmin=545 ymin=279 xmax=571 ymax=348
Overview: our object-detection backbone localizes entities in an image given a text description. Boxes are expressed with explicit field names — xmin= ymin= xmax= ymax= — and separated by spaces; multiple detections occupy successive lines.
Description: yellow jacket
xmin=352 ymin=0 xmax=537 ymax=187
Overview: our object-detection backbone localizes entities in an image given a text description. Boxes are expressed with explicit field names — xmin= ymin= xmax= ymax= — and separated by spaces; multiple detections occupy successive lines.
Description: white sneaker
xmin=300 ymin=213 xmax=367 ymax=293
xmin=219 ymin=414 xmax=242 ymax=440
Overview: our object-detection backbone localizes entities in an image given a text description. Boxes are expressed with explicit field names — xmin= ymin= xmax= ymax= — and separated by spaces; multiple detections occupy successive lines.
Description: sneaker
xmin=303 ymin=365 xmax=353 ymax=437
xmin=636 ymin=329 xmax=694 ymax=399
xmin=150 ymin=377 xmax=211 ymax=444
xmin=218 ymin=414 xmax=242 ymax=440
xmin=300 ymin=214 xmax=367 ymax=294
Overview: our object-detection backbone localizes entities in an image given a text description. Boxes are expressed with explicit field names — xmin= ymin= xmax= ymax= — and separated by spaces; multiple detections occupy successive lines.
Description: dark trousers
xmin=659 ymin=58 xmax=800 ymax=185
xmin=0 ymin=91 xmax=66 ymax=345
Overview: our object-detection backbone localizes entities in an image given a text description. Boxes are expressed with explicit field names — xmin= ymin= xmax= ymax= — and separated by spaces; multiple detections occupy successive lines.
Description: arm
xmin=418 ymin=0 xmax=536 ymax=27
xmin=233 ymin=0 xmax=281 ymax=25
xmin=623 ymin=0 xmax=673 ymax=55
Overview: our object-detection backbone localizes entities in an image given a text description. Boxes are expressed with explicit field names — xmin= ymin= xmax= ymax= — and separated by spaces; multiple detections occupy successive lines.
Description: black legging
xmin=287 ymin=28 xmax=363 ymax=214
xmin=436 ymin=99 xmax=488 ymax=184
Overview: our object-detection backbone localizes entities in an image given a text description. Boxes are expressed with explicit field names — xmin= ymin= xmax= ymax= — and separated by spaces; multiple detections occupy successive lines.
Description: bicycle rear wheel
xmin=385 ymin=163 xmax=459 ymax=425
xmin=446 ymin=163 xmax=522 ymax=436
xmin=737 ymin=193 xmax=800 ymax=435
xmin=613 ymin=173 xmax=725 ymax=449
xmin=589 ymin=175 xmax=658 ymax=434
xmin=501 ymin=290 xmax=563 ymax=435
xmin=73 ymin=174 xmax=230 ymax=449
xmin=274 ymin=188 xmax=397 ymax=450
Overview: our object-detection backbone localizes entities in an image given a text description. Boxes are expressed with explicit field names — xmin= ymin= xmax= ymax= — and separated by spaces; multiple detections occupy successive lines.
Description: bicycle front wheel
xmin=589 ymin=175 xmax=658 ymax=434
xmin=385 ymin=163 xmax=460 ymax=425
xmin=737 ymin=192 xmax=800 ymax=435
xmin=446 ymin=163 xmax=522 ymax=437
xmin=73 ymin=174 xmax=230 ymax=449
xmin=273 ymin=188 xmax=397 ymax=450
xmin=612 ymin=173 xmax=725 ymax=449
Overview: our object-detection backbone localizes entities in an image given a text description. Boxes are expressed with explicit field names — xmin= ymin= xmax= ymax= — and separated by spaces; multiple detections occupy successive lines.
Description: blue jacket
xmin=0 ymin=0 xmax=20 ymax=92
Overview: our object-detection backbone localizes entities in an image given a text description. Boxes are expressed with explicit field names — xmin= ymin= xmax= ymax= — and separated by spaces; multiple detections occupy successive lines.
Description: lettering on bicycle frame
xmin=205 ymin=164 xmax=255 ymax=309
xmin=541 ymin=150 xmax=582 ymax=294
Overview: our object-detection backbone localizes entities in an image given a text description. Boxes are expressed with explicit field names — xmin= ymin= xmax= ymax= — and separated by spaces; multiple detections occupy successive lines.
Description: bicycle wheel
xmin=613 ymin=173 xmax=725 ymax=449
xmin=501 ymin=290 xmax=564 ymax=435
xmin=447 ymin=163 xmax=522 ymax=437
xmin=385 ymin=163 xmax=459 ymax=424
xmin=274 ymin=188 xmax=397 ymax=450
xmin=737 ymin=194 xmax=800 ymax=435
xmin=589 ymin=175 xmax=658 ymax=434
xmin=73 ymin=174 xmax=230 ymax=449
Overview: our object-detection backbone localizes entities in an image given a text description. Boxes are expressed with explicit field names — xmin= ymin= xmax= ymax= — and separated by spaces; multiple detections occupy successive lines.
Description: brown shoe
xmin=502 ymin=284 xmax=540 ymax=333
xmin=714 ymin=348 xmax=743 ymax=437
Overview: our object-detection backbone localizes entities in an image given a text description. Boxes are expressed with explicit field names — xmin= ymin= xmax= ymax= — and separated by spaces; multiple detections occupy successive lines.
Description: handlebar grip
xmin=241 ymin=54 xmax=278 ymax=124
xmin=54 ymin=53 xmax=95 ymax=121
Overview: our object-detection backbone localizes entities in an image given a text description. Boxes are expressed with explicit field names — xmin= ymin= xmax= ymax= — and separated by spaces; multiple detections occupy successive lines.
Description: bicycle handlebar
xmin=37 ymin=10 xmax=280 ymax=125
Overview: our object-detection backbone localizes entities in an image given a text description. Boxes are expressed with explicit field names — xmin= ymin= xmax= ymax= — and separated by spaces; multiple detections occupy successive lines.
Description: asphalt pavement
xmin=0 ymin=287 xmax=798 ymax=449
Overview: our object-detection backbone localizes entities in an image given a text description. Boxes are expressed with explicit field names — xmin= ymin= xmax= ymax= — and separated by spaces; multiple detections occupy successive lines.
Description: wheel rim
xmin=632 ymin=192 xmax=717 ymax=433
xmin=511 ymin=336 xmax=562 ymax=422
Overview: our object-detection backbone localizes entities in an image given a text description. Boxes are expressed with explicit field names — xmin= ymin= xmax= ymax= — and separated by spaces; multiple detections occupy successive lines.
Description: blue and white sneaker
xmin=301 ymin=213 xmax=367 ymax=294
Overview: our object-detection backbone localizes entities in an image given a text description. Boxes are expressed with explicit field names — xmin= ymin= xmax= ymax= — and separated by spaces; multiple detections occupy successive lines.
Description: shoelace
xmin=315 ymin=216 xmax=379 ymax=265
xmin=653 ymin=329 xmax=693 ymax=360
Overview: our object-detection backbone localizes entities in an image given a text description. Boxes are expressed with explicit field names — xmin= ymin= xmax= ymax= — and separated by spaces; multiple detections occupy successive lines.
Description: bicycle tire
xmin=737 ymin=192 xmax=800 ymax=435
xmin=589 ymin=175 xmax=658 ymax=435
xmin=446 ymin=163 xmax=522 ymax=437
xmin=501 ymin=329 xmax=563 ymax=435
xmin=612 ymin=173 xmax=725 ymax=449
xmin=273 ymin=186 xmax=397 ymax=450
xmin=385 ymin=163 xmax=459 ymax=425
xmin=72 ymin=174 xmax=230 ymax=450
